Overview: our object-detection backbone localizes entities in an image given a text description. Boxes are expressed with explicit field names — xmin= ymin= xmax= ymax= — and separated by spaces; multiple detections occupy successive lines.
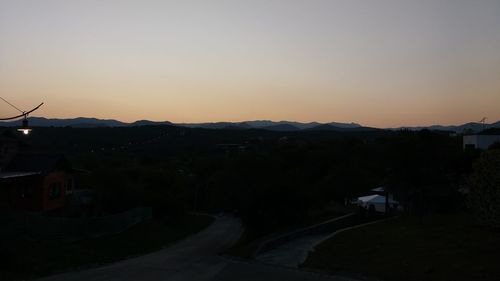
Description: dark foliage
xmin=1 ymin=126 xmax=478 ymax=231
xmin=467 ymin=150 xmax=500 ymax=228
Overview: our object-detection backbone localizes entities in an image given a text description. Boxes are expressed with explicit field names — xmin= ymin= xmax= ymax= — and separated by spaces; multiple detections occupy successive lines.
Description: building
xmin=463 ymin=135 xmax=500 ymax=150
xmin=0 ymin=134 xmax=75 ymax=212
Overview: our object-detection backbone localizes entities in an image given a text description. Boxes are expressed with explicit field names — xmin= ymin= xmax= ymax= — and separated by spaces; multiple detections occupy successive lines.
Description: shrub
xmin=467 ymin=150 xmax=500 ymax=228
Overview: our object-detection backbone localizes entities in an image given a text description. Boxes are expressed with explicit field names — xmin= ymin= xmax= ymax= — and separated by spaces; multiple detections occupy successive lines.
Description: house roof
xmin=0 ymin=172 xmax=40 ymax=179
xmin=371 ymin=187 xmax=386 ymax=192
xmin=358 ymin=194 xmax=398 ymax=204
xmin=4 ymin=152 xmax=71 ymax=174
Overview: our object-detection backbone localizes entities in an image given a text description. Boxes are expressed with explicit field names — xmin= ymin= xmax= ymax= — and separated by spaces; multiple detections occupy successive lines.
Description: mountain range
xmin=1 ymin=117 xmax=499 ymax=133
xmin=177 ymin=120 xmax=362 ymax=130
xmin=394 ymin=121 xmax=500 ymax=134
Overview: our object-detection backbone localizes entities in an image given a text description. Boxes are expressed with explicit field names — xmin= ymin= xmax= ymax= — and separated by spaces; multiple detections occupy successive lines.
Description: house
xmin=463 ymin=135 xmax=500 ymax=150
xmin=0 ymin=134 xmax=75 ymax=212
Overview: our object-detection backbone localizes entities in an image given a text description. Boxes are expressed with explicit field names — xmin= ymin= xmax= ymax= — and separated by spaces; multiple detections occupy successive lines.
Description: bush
xmin=467 ymin=150 xmax=500 ymax=228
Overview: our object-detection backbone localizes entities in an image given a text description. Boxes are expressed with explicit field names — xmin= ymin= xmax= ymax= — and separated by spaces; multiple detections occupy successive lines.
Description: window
xmin=48 ymin=183 xmax=62 ymax=200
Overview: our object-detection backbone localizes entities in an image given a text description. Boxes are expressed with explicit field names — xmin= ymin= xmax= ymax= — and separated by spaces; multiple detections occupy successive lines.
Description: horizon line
xmin=1 ymin=115 xmax=498 ymax=129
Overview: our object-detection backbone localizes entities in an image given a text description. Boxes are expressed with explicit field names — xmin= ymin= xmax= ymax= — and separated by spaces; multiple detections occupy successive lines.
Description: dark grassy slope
xmin=0 ymin=214 xmax=214 ymax=280
xmin=305 ymin=215 xmax=500 ymax=281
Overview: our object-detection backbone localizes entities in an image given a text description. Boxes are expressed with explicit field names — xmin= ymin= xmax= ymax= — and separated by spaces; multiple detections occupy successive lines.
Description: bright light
xmin=16 ymin=116 xmax=33 ymax=135
xmin=17 ymin=128 xmax=32 ymax=135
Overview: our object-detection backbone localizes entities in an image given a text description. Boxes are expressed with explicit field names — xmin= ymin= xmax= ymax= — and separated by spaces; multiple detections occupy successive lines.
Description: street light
xmin=0 ymin=97 xmax=43 ymax=135
xmin=17 ymin=116 xmax=32 ymax=135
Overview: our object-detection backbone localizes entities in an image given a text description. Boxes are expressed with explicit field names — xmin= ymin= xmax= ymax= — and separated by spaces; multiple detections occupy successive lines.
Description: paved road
xmin=256 ymin=234 xmax=330 ymax=267
xmin=211 ymin=259 xmax=357 ymax=281
xmin=38 ymin=216 xmax=359 ymax=281
xmin=256 ymin=216 xmax=386 ymax=269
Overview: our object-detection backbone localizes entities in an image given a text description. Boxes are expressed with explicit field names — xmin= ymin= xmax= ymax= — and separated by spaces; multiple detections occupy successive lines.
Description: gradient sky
xmin=1 ymin=0 xmax=499 ymax=127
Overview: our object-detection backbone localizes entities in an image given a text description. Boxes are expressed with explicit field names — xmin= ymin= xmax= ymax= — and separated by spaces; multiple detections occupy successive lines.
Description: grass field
xmin=0 ymin=214 xmax=214 ymax=280
xmin=304 ymin=214 xmax=500 ymax=281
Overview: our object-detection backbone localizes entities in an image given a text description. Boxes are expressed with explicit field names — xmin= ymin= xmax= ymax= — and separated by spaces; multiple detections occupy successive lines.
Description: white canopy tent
xmin=357 ymin=194 xmax=399 ymax=213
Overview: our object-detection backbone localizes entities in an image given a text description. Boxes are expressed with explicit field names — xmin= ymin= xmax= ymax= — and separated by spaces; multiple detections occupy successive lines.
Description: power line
xmin=0 ymin=102 xmax=44 ymax=121
xmin=0 ymin=96 xmax=24 ymax=113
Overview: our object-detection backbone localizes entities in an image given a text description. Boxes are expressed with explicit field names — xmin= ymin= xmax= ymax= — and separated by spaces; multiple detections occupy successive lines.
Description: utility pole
xmin=479 ymin=117 xmax=487 ymax=132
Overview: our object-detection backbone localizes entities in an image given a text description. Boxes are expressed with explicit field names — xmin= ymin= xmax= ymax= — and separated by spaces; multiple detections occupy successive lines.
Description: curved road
xmin=38 ymin=216 xmax=359 ymax=281
xmin=256 ymin=234 xmax=329 ymax=267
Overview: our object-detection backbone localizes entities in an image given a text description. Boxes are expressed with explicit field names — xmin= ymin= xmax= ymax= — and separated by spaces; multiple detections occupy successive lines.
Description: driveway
xmin=38 ymin=216 xmax=359 ymax=281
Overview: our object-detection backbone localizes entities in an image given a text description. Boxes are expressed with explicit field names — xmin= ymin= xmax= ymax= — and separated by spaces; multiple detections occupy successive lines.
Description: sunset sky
xmin=1 ymin=0 xmax=499 ymax=127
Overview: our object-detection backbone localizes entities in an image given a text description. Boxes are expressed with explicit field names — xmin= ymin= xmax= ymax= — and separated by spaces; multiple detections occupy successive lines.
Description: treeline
xmin=15 ymin=125 xmax=498 ymax=230
xmin=192 ymin=130 xmax=480 ymax=230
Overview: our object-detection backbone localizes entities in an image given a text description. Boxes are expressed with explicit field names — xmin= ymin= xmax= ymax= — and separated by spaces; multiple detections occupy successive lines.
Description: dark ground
xmin=304 ymin=214 xmax=500 ymax=281
xmin=0 ymin=214 xmax=213 ymax=280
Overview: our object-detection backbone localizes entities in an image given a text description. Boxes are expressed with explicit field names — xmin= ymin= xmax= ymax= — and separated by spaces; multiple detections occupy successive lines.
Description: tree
xmin=468 ymin=150 xmax=500 ymax=228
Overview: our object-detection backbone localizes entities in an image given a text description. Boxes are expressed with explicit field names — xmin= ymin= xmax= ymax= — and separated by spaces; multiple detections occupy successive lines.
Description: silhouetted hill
xmin=327 ymin=122 xmax=362 ymax=128
xmin=306 ymin=124 xmax=360 ymax=131
xmin=243 ymin=120 xmax=361 ymax=130
xmin=69 ymin=123 xmax=111 ymax=128
xmin=396 ymin=121 xmax=500 ymax=134
xmin=0 ymin=117 xmax=363 ymax=131
xmin=221 ymin=123 xmax=253 ymax=130
xmin=0 ymin=117 xmax=127 ymax=127
xmin=261 ymin=124 xmax=300 ymax=131
xmin=0 ymin=117 xmax=171 ymax=128
xmin=130 ymin=120 xmax=173 ymax=126
xmin=242 ymin=120 xmax=320 ymax=129
xmin=1 ymin=117 xmax=498 ymax=133
xmin=180 ymin=122 xmax=247 ymax=130
xmin=179 ymin=120 xmax=360 ymax=130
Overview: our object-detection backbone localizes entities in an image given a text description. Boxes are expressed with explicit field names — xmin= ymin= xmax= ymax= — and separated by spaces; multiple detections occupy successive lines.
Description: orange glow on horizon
xmin=1 ymin=1 xmax=499 ymax=128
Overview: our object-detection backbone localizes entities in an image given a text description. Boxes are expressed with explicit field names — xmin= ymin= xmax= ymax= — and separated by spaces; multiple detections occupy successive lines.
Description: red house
xmin=0 ymin=136 xmax=75 ymax=212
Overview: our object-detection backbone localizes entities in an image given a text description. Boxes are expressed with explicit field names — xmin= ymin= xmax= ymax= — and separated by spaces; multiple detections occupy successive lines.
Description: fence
xmin=0 ymin=207 xmax=152 ymax=241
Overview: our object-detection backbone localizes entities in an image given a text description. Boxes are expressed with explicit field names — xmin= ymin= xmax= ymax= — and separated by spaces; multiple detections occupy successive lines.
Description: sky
xmin=1 ymin=0 xmax=499 ymax=127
